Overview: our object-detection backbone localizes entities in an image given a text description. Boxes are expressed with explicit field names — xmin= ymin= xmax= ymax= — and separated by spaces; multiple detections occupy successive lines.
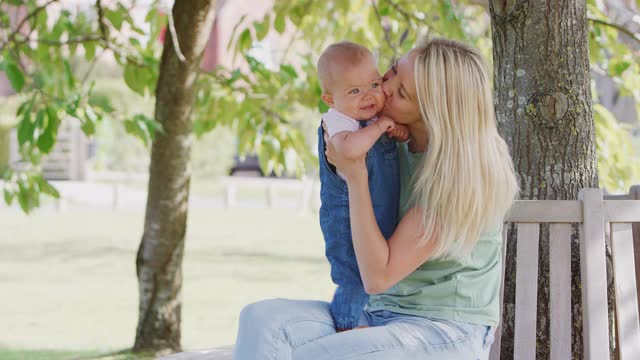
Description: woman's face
xmin=380 ymin=50 xmax=422 ymax=125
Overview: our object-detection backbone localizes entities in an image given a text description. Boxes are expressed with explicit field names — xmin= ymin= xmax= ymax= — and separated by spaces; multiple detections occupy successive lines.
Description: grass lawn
xmin=0 ymin=206 xmax=333 ymax=358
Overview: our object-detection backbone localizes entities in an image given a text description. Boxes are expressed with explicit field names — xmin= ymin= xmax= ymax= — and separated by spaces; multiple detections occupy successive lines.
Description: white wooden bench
xmin=489 ymin=187 xmax=640 ymax=360
xmin=161 ymin=345 xmax=234 ymax=359
xmin=164 ymin=187 xmax=640 ymax=360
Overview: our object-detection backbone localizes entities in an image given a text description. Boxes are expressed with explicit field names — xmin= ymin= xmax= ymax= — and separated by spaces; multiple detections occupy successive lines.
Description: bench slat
xmin=611 ymin=223 xmax=640 ymax=360
xmin=161 ymin=345 xmax=234 ymax=360
xmin=507 ymin=201 xmax=582 ymax=223
xmin=550 ymin=224 xmax=572 ymax=360
xmin=579 ymin=189 xmax=611 ymax=360
xmin=514 ymin=223 xmax=540 ymax=360
xmin=488 ymin=227 xmax=509 ymax=360
xmin=604 ymin=200 xmax=640 ymax=222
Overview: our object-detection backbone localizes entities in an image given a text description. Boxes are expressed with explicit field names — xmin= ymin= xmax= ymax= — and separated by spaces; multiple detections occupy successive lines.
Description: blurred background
xmin=0 ymin=0 xmax=638 ymax=359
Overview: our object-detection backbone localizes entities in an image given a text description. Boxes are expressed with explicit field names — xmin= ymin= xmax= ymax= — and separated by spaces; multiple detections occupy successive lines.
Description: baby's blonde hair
xmin=411 ymin=37 xmax=519 ymax=261
xmin=317 ymin=41 xmax=373 ymax=93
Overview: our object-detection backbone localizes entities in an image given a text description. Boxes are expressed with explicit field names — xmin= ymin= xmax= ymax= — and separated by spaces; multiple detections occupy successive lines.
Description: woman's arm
xmin=346 ymin=173 xmax=435 ymax=294
xmin=323 ymin=126 xmax=436 ymax=294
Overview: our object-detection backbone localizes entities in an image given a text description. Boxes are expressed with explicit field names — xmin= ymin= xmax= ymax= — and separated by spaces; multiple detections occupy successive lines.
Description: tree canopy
xmin=1 ymin=0 xmax=638 ymax=213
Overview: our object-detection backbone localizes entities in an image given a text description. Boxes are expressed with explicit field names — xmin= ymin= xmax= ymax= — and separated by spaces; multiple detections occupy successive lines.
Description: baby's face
xmin=328 ymin=57 xmax=385 ymax=121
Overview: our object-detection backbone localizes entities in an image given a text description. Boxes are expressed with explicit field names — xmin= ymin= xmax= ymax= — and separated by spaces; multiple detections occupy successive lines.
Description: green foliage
xmin=222 ymin=0 xmax=638 ymax=191
xmin=594 ymin=104 xmax=640 ymax=193
xmin=124 ymin=114 xmax=164 ymax=146
xmin=1 ymin=0 xmax=638 ymax=212
xmin=217 ymin=0 xmax=489 ymax=176
xmin=0 ymin=122 xmax=12 ymax=175
xmin=0 ymin=0 xmax=158 ymax=212
xmin=586 ymin=2 xmax=640 ymax=190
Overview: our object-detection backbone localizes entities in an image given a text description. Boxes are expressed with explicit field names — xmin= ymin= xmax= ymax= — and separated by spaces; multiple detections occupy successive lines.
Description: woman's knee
xmin=239 ymin=298 xmax=289 ymax=325
xmin=239 ymin=298 xmax=333 ymax=329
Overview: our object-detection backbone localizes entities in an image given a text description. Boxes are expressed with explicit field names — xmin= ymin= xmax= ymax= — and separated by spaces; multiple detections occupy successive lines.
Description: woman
xmin=233 ymin=37 xmax=519 ymax=360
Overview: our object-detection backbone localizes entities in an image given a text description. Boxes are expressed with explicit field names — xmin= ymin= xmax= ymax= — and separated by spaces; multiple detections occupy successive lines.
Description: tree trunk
xmin=133 ymin=0 xmax=217 ymax=355
xmin=489 ymin=1 xmax=608 ymax=358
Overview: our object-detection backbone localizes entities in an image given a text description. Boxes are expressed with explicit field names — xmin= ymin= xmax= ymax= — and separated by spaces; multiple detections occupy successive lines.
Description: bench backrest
xmin=489 ymin=188 xmax=640 ymax=360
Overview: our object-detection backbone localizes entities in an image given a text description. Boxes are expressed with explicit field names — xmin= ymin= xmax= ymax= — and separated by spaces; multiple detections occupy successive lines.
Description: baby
xmin=316 ymin=41 xmax=408 ymax=331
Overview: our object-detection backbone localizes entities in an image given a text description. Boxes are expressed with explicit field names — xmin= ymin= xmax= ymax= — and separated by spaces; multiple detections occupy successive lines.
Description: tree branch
xmin=371 ymin=0 xmax=398 ymax=58
xmin=96 ymin=0 xmax=109 ymax=41
xmin=588 ymin=16 xmax=640 ymax=47
xmin=95 ymin=0 xmax=147 ymax=68
xmin=81 ymin=47 xmax=107 ymax=86
xmin=166 ymin=5 xmax=186 ymax=62
xmin=278 ymin=0 xmax=313 ymax=64
xmin=12 ymin=34 xmax=103 ymax=47
xmin=384 ymin=0 xmax=434 ymax=25
xmin=6 ymin=0 xmax=59 ymax=44
xmin=382 ymin=0 xmax=443 ymax=36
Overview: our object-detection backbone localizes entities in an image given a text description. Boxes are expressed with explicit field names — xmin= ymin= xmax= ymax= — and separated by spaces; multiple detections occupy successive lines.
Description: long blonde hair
xmin=411 ymin=37 xmax=518 ymax=261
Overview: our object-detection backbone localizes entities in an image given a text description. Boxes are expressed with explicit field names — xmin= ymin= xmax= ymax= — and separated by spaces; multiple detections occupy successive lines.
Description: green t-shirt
xmin=366 ymin=143 xmax=503 ymax=326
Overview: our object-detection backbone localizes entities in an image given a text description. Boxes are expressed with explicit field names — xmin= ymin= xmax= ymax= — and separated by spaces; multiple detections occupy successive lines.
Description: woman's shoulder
xmin=479 ymin=225 xmax=503 ymax=242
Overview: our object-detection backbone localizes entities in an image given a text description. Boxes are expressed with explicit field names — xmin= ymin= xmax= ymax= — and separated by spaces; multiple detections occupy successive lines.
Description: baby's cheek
xmin=376 ymin=92 xmax=386 ymax=107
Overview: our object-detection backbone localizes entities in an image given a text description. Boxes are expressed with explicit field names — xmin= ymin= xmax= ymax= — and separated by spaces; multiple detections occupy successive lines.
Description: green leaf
xmin=35 ymin=7 xmax=48 ymax=30
xmin=610 ymin=60 xmax=631 ymax=77
xmin=130 ymin=25 xmax=146 ymax=36
xmin=6 ymin=62 xmax=25 ymax=92
xmin=226 ymin=69 xmax=242 ymax=85
xmin=45 ymin=106 xmax=59 ymax=131
xmin=123 ymin=63 xmax=146 ymax=95
xmin=238 ymin=29 xmax=252 ymax=52
xmin=143 ymin=117 xmax=164 ymax=138
xmin=36 ymin=125 xmax=56 ymax=153
xmin=17 ymin=181 xmax=30 ymax=213
xmin=255 ymin=14 xmax=270 ymax=41
xmin=36 ymin=106 xmax=58 ymax=153
xmin=81 ymin=106 xmax=98 ymax=135
xmin=16 ymin=100 xmax=28 ymax=117
xmin=123 ymin=114 xmax=162 ymax=145
xmin=17 ymin=111 xmax=33 ymax=146
xmin=124 ymin=117 xmax=149 ymax=145
xmin=274 ymin=12 xmax=286 ymax=34
xmin=4 ymin=188 xmax=14 ymax=205
xmin=49 ymin=17 xmax=66 ymax=40
xmin=63 ymin=60 xmax=75 ymax=88
xmin=36 ymin=176 xmax=60 ymax=198
xmin=227 ymin=14 xmax=248 ymax=51
xmin=280 ymin=64 xmax=297 ymax=79
xmin=105 ymin=9 xmax=124 ymax=30
xmin=35 ymin=108 xmax=45 ymax=127
xmin=89 ymin=94 xmax=115 ymax=113
xmin=84 ymin=41 xmax=96 ymax=61
xmin=258 ymin=145 xmax=271 ymax=175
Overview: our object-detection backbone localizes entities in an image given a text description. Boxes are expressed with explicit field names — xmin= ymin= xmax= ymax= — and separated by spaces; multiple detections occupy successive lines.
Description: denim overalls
xmin=317 ymin=121 xmax=400 ymax=330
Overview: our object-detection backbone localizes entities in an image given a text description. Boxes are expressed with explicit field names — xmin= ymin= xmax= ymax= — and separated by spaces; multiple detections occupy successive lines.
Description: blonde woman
xmin=233 ymin=37 xmax=519 ymax=360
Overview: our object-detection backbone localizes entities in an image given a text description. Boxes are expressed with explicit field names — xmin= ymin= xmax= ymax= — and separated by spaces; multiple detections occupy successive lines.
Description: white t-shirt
xmin=323 ymin=108 xmax=361 ymax=138
xmin=322 ymin=108 xmax=377 ymax=180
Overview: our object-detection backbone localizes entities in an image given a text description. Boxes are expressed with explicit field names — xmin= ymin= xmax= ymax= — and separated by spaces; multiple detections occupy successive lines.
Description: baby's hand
xmin=388 ymin=123 xmax=410 ymax=142
xmin=375 ymin=115 xmax=396 ymax=133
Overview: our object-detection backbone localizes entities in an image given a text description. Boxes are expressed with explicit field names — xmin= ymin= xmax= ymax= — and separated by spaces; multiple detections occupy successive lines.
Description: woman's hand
xmin=322 ymin=122 xmax=368 ymax=183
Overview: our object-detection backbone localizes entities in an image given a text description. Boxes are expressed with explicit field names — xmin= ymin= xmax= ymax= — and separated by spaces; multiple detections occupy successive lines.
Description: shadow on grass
xmin=0 ymin=348 xmax=154 ymax=360
xmin=75 ymin=348 xmax=155 ymax=360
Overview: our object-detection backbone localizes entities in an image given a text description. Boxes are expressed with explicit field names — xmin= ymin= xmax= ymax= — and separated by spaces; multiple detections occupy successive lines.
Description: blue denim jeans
xmin=317 ymin=124 xmax=400 ymax=330
xmin=233 ymin=298 xmax=495 ymax=359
